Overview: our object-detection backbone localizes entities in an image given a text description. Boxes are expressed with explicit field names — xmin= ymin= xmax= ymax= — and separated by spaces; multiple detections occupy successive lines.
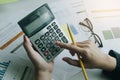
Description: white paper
xmin=0 ymin=53 xmax=34 ymax=80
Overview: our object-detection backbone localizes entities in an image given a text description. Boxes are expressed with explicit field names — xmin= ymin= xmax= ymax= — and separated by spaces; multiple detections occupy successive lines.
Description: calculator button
xmin=35 ymin=39 xmax=40 ymax=44
xmin=55 ymin=36 xmax=61 ymax=41
xmin=51 ymin=32 xmax=57 ymax=37
xmin=59 ymin=32 xmax=63 ymax=37
xmin=56 ymin=47 xmax=61 ymax=52
xmin=40 ymin=35 xmax=45 ymax=40
xmin=43 ymin=51 xmax=49 ymax=56
xmin=51 ymin=47 xmax=60 ymax=56
xmin=43 ymin=39 xmax=49 ymax=44
xmin=48 ymin=45 xmax=55 ymax=52
xmin=45 ymin=32 xmax=50 ymax=36
xmin=51 ymin=22 xmax=56 ymax=26
xmin=56 ymin=29 xmax=61 ymax=34
xmin=55 ymin=36 xmax=59 ymax=40
xmin=46 ymin=43 xmax=52 ymax=48
xmin=61 ymin=36 xmax=68 ymax=43
xmin=47 ymin=25 xmax=51 ymax=30
xmin=47 ymin=36 xmax=52 ymax=40
xmin=51 ymin=45 xmax=60 ymax=56
xmin=53 ymin=25 xmax=58 ymax=30
xmin=51 ymin=39 xmax=56 ymax=44
xmin=51 ymin=41 xmax=55 ymax=45
xmin=51 ymin=51 xmax=56 ymax=56
xmin=46 ymin=55 xmax=52 ymax=60
xmin=47 ymin=41 xmax=54 ymax=48
xmin=41 ymin=47 xmax=46 ymax=52
xmin=49 ymin=28 xmax=54 ymax=33
xmin=38 ymin=43 xmax=43 ymax=48
xmin=49 ymin=47 xmax=53 ymax=52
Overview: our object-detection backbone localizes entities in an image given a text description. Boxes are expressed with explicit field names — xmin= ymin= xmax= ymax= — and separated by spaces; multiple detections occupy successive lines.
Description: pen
xmin=67 ymin=24 xmax=88 ymax=80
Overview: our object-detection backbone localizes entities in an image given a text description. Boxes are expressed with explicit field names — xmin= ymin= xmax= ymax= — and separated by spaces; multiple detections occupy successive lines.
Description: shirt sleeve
xmin=102 ymin=50 xmax=120 ymax=80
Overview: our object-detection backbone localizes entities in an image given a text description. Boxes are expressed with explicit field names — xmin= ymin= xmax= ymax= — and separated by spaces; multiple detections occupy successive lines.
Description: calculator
xmin=18 ymin=3 xmax=68 ymax=62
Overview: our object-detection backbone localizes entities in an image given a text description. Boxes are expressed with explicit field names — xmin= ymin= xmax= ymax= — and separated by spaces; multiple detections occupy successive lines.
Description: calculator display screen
xmin=18 ymin=4 xmax=55 ymax=37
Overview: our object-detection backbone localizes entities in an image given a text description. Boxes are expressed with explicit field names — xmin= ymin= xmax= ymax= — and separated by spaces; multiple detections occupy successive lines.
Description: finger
xmin=62 ymin=57 xmax=79 ymax=67
xmin=69 ymin=50 xmax=75 ymax=56
xmin=70 ymin=40 xmax=90 ymax=48
xmin=76 ymin=43 xmax=89 ymax=48
xmin=68 ymin=43 xmax=75 ymax=55
xmin=76 ymin=40 xmax=90 ymax=44
xmin=23 ymin=35 xmax=36 ymax=56
xmin=23 ymin=35 xmax=42 ymax=60
xmin=56 ymin=41 xmax=83 ymax=54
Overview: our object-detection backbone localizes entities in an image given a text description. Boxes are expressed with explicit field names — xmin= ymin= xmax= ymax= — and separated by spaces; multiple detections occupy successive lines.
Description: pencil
xmin=67 ymin=24 xmax=88 ymax=80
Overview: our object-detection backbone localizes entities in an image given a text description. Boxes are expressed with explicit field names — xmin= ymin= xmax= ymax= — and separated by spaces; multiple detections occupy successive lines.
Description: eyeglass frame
xmin=79 ymin=18 xmax=103 ymax=47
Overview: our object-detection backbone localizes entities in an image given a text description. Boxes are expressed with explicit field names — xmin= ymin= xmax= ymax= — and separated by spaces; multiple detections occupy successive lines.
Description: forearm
xmin=35 ymin=70 xmax=52 ymax=80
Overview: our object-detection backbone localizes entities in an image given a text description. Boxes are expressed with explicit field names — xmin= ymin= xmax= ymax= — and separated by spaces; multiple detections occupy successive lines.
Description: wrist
xmin=99 ymin=54 xmax=116 ymax=71
xmin=35 ymin=70 xmax=52 ymax=80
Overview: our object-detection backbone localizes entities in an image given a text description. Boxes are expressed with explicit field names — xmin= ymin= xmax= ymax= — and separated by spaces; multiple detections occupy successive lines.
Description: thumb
xmin=23 ymin=35 xmax=38 ymax=59
xmin=23 ymin=35 xmax=34 ymax=53
xmin=62 ymin=57 xmax=79 ymax=67
xmin=23 ymin=35 xmax=45 ymax=62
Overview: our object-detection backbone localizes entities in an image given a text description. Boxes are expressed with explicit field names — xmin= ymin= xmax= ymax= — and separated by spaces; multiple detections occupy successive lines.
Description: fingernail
xmin=62 ymin=58 xmax=65 ymax=61
xmin=24 ymin=35 xmax=27 ymax=43
xmin=55 ymin=41 xmax=61 ymax=45
xmin=62 ymin=57 xmax=67 ymax=61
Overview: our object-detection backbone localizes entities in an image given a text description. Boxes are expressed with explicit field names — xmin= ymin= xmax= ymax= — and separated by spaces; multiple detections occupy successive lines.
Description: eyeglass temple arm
xmin=79 ymin=22 xmax=90 ymax=28
xmin=93 ymin=33 xmax=103 ymax=47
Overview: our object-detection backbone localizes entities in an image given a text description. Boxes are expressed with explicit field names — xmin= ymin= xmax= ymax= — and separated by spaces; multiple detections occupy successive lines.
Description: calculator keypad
xmin=33 ymin=21 xmax=68 ymax=62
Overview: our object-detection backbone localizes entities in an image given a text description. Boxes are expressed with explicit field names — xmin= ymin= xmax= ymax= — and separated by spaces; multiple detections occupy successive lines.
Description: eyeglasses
xmin=79 ymin=18 xmax=103 ymax=47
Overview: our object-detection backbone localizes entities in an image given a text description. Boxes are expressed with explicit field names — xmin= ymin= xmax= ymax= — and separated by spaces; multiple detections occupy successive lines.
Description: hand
xmin=23 ymin=35 xmax=54 ymax=80
xmin=56 ymin=40 xmax=116 ymax=71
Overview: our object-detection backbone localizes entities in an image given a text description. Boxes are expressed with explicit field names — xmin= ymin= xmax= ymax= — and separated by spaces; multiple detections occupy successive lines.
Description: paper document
xmin=49 ymin=0 xmax=87 ymax=25
xmin=0 ymin=0 xmax=17 ymax=4
xmin=85 ymin=0 xmax=120 ymax=26
xmin=0 ymin=53 xmax=34 ymax=80
xmin=0 ymin=22 xmax=23 ymax=50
